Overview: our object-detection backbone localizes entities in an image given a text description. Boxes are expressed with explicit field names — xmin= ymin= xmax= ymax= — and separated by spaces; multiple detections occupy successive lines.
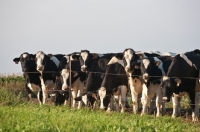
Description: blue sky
xmin=0 ymin=0 xmax=200 ymax=73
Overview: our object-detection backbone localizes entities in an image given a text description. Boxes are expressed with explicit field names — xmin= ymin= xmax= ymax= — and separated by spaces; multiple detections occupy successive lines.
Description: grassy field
xmin=0 ymin=75 xmax=200 ymax=132
xmin=0 ymin=88 xmax=200 ymax=132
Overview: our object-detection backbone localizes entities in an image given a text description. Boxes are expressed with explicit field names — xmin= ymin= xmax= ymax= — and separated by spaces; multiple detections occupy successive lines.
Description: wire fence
xmin=0 ymin=71 xmax=200 ymax=106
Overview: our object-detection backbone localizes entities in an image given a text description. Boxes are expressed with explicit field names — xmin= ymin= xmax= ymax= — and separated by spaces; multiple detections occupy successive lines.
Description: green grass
xmin=0 ymin=88 xmax=200 ymax=132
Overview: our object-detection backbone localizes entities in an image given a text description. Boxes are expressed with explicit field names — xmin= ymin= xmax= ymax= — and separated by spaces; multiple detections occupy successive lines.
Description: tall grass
xmin=0 ymin=74 xmax=24 ymax=89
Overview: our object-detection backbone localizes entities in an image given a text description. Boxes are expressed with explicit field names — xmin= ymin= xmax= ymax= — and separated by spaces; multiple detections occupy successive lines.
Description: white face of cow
xmin=61 ymin=69 xmax=69 ymax=90
xmin=98 ymin=87 xmax=106 ymax=109
xmin=80 ymin=52 xmax=88 ymax=71
xmin=36 ymin=51 xmax=45 ymax=72
xmin=124 ymin=49 xmax=134 ymax=73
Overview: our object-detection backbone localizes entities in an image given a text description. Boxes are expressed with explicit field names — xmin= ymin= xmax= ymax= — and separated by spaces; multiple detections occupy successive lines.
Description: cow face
xmin=35 ymin=51 xmax=46 ymax=72
xmin=80 ymin=50 xmax=93 ymax=72
xmin=123 ymin=48 xmax=138 ymax=73
xmin=140 ymin=58 xmax=161 ymax=83
xmin=19 ymin=52 xmax=30 ymax=72
xmin=60 ymin=69 xmax=70 ymax=90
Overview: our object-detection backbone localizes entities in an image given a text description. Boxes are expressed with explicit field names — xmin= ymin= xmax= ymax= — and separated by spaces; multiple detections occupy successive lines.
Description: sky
xmin=0 ymin=0 xmax=200 ymax=74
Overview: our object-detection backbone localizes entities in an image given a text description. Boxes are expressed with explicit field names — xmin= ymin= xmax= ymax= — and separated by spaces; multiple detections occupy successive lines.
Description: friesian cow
xmin=99 ymin=56 xmax=128 ymax=112
xmin=140 ymin=56 xmax=174 ymax=117
xmin=56 ymin=55 xmax=87 ymax=109
xmin=122 ymin=48 xmax=163 ymax=115
xmin=35 ymin=51 xmax=64 ymax=104
xmin=13 ymin=53 xmax=41 ymax=101
xmin=77 ymin=50 xmax=118 ymax=108
xmin=164 ymin=50 xmax=200 ymax=121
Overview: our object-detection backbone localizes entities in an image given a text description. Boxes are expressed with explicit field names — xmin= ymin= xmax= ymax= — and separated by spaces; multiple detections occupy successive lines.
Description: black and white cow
xmin=13 ymin=53 xmax=41 ymax=101
xmin=122 ymin=48 xmax=163 ymax=115
xmin=56 ymin=55 xmax=86 ymax=109
xmin=35 ymin=51 xmax=64 ymax=104
xmin=140 ymin=56 xmax=174 ymax=117
xmin=165 ymin=50 xmax=200 ymax=121
xmin=77 ymin=50 xmax=118 ymax=108
xmin=98 ymin=56 xmax=128 ymax=112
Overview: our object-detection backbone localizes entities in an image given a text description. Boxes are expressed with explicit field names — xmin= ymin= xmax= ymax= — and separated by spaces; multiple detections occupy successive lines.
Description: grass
xmin=0 ymin=88 xmax=200 ymax=132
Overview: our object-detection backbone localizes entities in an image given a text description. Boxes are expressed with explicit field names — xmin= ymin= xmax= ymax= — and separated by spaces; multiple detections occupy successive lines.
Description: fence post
xmin=69 ymin=56 xmax=72 ymax=107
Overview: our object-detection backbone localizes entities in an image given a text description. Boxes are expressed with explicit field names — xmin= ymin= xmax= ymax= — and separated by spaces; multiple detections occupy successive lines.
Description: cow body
xmin=166 ymin=51 xmax=200 ymax=121
xmin=99 ymin=56 xmax=128 ymax=112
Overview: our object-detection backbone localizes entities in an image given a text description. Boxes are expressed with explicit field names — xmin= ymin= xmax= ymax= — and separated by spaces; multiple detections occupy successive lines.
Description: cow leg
xmin=149 ymin=96 xmax=156 ymax=114
xmin=71 ymin=90 xmax=77 ymax=108
xmin=131 ymin=91 xmax=138 ymax=114
xmin=77 ymin=86 xmax=84 ymax=109
xmin=172 ymin=95 xmax=181 ymax=118
xmin=114 ymin=95 xmax=120 ymax=112
xmin=192 ymin=92 xmax=199 ymax=122
xmin=141 ymin=84 xmax=149 ymax=115
xmin=106 ymin=96 xmax=114 ymax=112
xmin=37 ymin=90 xmax=43 ymax=105
xmin=155 ymin=87 xmax=162 ymax=117
xmin=119 ymin=85 xmax=127 ymax=113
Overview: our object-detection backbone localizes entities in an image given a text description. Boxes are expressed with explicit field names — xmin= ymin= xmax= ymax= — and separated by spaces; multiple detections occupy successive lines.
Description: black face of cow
xmin=19 ymin=53 xmax=30 ymax=72
xmin=123 ymin=48 xmax=138 ymax=73
xmin=140 ymin=58 xmax=161 ymax=84
xmin=80 ymin=50 xmax=93 ymax=72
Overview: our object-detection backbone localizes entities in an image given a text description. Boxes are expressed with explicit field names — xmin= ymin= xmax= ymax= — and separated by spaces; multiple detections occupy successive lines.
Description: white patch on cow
xmin=163 ymin=76 xmax=169 ymax=81
xmin=82 ymin=94 xmax=87 ymax=105
xmin=153 ymin=57 xmax=166 ymax=75
xmin=98 ymin=87 xmax=106 ymax=109
xmin=107 ymin=56 xmax=124 ymax=67
xmin=61 ymin=69 xmax=69 ymax=90
xmin=50 ymin=56 xmax=60 ymax=67
xmin=161 ymin=52 xmax=177 ymax=57
xmin=142 ymin=59 xmax=150 ymax=69
xmin=64 ymin=55 xmax=69 ymax=63
xmin=135 ymin=51 xmax=148 ymax=58
xmin=81 ymin=52 xmax=88 ymax=69
xmin=180 ymin=53 xmax=193 ymax=67
xmin=22 ymin=53 xmax=28 ymax=58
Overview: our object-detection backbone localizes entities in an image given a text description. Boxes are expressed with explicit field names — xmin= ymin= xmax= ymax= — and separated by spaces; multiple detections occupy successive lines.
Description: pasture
xmin=0 ymin=75 xmax=200 ymax=132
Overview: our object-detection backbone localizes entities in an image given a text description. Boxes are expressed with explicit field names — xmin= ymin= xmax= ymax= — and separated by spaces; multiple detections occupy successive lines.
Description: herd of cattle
xmin=13 ymin=48 xmax=200 ymax=122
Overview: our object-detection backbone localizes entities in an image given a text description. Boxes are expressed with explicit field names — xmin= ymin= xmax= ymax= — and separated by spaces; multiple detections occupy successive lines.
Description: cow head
xmin=140 ymin=58 xmax=161 ymax=83
xmin=123 ymin=48 xmax=139 ymax=73
xmin=79 ymin=50 xmax=93 ymax=72
xmin=18 ymin=52 xmax=33 ymax=72
xmin=35 ymin=51 xmax=48 ymax=73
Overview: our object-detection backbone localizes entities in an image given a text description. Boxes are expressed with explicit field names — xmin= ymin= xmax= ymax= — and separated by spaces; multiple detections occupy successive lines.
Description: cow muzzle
xmin=37 ymin=65 xmax=44 ymax=71
xmin=143 ymin=73 xmax=148 ymax=82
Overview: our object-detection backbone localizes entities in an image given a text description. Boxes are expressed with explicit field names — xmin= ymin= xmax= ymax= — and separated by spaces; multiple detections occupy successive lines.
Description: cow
xmin=122 ymin=48 xmax=163 ymax=115
xmin=35 ymin=51 xmax=64 ymax=104
xmin=98 ymin=56 xmax=128 ymax=112
xmin=164 ymin=50 xmax=200 ymax=121
xmin=13 ymin=53 xmax=41 ymax=101
xmin=56 ymin=55 xmax=86 ymax=109
xmin=77 ymin=50 xmax=118 ymax=108
xmin=140 ymin=56 xmax=174 ymax=117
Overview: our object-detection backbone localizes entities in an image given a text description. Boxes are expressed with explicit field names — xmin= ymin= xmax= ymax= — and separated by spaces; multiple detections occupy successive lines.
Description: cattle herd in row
xmin=13 ymin=48 xmax=200 ymax=121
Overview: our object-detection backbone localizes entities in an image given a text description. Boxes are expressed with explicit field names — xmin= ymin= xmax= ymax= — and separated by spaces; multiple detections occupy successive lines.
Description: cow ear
xmin=136 ymin=53 xmax=144 ymax=59
xmin=13 ymin=58 xmax=20 ymax=64
xmin=155 ymin=61 xmax=160 ymax=66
